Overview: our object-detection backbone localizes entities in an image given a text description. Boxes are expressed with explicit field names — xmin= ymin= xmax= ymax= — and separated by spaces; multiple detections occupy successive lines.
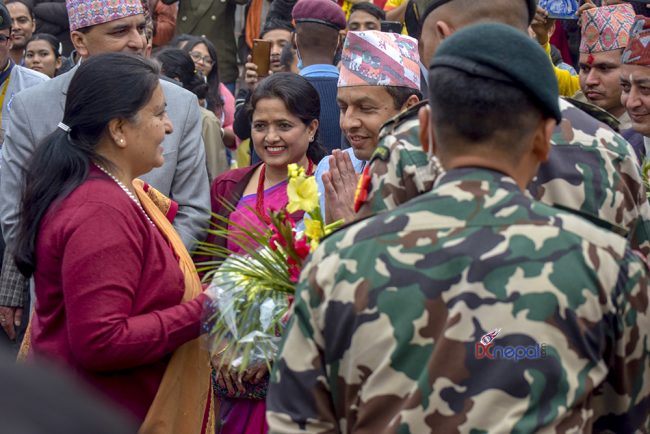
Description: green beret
xmin=413 ymin=0 xmax=537 ymax=26
xmin=431 ymin=22 xmax=561 ymax=123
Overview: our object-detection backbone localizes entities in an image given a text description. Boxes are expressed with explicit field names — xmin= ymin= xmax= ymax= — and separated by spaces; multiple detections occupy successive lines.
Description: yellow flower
xmin=287 ymin=175 xmax=319 ymax=213
xmin=304 ymin=218 xmax=324 ymax=240
xmin=287 ymin=163 xmax=304 ymax=180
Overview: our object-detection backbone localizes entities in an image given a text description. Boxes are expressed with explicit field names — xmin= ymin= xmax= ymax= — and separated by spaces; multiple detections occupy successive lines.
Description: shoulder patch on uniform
xmin=370 ymin=145 xmax=390 ymax=162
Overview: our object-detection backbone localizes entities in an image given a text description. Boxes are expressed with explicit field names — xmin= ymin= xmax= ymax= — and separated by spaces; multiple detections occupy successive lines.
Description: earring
xmin=119 ymin=139 xmax=124 ymax=144
xmin=309 ymin=136 xmax=314 ymax=142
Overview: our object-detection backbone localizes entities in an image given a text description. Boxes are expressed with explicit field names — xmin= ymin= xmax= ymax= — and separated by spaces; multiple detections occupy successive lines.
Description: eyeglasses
xmin=0 ymin=34 xmax=10 ymax=44
xmin=189 ymin=51 xmax=214 ymax=66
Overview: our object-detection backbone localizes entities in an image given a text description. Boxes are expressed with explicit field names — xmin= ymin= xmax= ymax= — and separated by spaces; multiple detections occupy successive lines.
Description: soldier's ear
xmin=436 ymin=20 xmax=454 ymax=42
xmin=418 ymin=104 xmax=435 ymax=156
xmin=531 ymin=117 xmax=556 ymax=163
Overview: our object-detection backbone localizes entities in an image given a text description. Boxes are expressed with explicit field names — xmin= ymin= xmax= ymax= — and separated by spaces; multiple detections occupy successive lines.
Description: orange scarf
xmin=245 ymin=0 xmax=264 ymax=49
xmin=134 ymin=180 xmax=214 ymax=434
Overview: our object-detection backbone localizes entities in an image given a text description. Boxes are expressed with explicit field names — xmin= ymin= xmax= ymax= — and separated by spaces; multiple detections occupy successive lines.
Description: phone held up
xmin=252 ymin=39 xmax=272 ymax=77
xmin=381 ymin=20 xmax=403 ymax=34
xmin=539 ymin=0 xmax=579 ymax=20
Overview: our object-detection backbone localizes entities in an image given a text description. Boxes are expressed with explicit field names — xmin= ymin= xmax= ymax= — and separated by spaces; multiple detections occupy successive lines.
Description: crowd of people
xmin=1 ymin=0 xmax=650 ymax=432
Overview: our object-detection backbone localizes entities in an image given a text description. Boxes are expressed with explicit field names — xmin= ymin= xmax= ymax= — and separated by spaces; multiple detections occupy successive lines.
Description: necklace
xmin=255 ymin=160 xmax=314 ymax=225
xmin=94 ymin=163 xmax=156 ymax=227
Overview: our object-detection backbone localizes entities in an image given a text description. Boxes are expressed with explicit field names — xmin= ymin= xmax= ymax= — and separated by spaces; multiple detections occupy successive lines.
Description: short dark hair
xmin=349 ymin=2 xmax=386 ymax=21
xmin=169 ymin=33 xmax=194 ymax=48
xmin=5 ymin=0 xmax=34 ymax=18
xmin=261 ymin=18 xmax=294 ymax=38
xmin=15 ymin=54 xmax=160 ymax=277
xmin=428 ymin=66 xmax=542 ymax=161
xmin=26 ymin=33 xmax=61 ymax=58
xmin=385 ymin=86 xmax=422 ymax=110
xmin=250 ymin=73 xmax=327 ymax=164
xmin=295 ymin=22 xmax=339 ymax=60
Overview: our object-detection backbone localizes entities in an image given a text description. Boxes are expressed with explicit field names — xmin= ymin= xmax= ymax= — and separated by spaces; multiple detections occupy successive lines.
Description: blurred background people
xmin=156 ymin=47 xmax=229 ymax=181
xmin=6 ymin=0 xmax=36 ymax=65
xmin=346 ymin=1 xmax=385 ymax=32
xmin=183 ymin=36 xmax=237 ymax=150
xmin=24 ymin=33 xmax=62 ymax=78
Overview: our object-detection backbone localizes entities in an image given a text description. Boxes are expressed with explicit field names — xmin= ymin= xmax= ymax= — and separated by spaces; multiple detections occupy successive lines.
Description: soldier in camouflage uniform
xmin=355 ymin=0 xmax=650 ymax=256
xmin=267 ymin=23 xmax=650 ymax=433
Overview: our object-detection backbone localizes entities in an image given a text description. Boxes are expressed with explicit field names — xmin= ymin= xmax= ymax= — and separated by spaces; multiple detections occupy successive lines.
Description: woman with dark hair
xmin=155 ymin=47 xmax=229 ymax=181
xmin=208 ymin=72 xmax=326 ymax=433
xmin=24 ymin=33 xmax=62 ymax=78
xmin=14 ymin=53 xmax=214 ymax=434
xmin=183 ymin=36 xmax=236 ymax=144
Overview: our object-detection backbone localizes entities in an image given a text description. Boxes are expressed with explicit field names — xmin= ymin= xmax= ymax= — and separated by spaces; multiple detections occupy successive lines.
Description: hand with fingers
xmin=323 ymin=150 xmax=359 ymax=225
xmin=245 ymin=55 xmax=261 ymax=90
xmin=0 ymin=306 xmax=23 ymax=340
xmin=530 ymin=6 xmax=555 ymax=45
xmin=242 ymin=363 xmax=268 ymax=385
xmin=211 ymin=348 xmax=247 ymax=396
xmin=577 ymin=0 xmax=596 ymax=16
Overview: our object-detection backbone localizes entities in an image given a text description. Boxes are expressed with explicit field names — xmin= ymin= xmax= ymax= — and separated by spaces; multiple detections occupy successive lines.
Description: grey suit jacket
xmin=0 ymin=66 xmax=211 ymax=252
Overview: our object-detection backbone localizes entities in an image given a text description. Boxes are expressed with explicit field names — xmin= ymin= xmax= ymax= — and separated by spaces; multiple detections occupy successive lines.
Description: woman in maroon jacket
xmin=208 ymin=72 xmax=327 ymax=433
xmin=14 ymin=53 xmax=213 ymax=433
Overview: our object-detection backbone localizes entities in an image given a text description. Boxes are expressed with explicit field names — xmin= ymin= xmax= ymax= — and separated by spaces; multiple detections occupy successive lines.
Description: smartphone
xmin=252 ymin=39 xmax=272 ymax=77
xmin=381 ymin=21 xmax=403 ymax=34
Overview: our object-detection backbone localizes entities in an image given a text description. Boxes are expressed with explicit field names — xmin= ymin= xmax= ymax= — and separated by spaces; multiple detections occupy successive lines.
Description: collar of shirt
xmin=299 ymin=64 xmax=340 ymax=78
xmin=433 ymin=166 xmax=519 ymax=193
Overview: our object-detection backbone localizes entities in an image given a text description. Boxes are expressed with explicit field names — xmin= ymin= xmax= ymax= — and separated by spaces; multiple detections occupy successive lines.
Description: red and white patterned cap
xmin=338 ymin=31 xmax=420 ymax=90
xmin=579 ymin=3 xmax=635 ymax=54
xmin=66 ymin=0 xmax=144 ymax=32
xmin=622 ymin=16 xmax=650 ymax=66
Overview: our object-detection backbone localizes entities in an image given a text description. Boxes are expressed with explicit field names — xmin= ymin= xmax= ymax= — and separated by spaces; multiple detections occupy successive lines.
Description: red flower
xmin=288 ymin=264 xmax=301 ymax=283
xmin=270 ymin=231 xmax=285 ymax=250
xmin=294 ymin=237 xmax=310 ymax=260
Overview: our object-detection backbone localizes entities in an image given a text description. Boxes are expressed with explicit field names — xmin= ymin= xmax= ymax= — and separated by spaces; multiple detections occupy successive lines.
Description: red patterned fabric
xmin=580 ymin=3 xmax=635 ymax=53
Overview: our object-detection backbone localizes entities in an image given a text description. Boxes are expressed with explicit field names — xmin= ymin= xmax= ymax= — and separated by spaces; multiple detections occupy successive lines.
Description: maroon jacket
xmin=206 ymin=163 xmax=262 ymax=250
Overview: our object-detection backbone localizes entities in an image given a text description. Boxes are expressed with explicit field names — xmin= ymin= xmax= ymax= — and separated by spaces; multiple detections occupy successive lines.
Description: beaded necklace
xmin=94 ymin=163 xmax=156 ymax=227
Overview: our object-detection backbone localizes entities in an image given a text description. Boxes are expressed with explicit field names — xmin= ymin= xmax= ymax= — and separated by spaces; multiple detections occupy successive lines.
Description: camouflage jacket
xmin=268 ymin=168 xmax=650 ymax=434
xmin=529 ymin=98 xmax=650 ymax=255
xmin=356 ymin=98 xmax=650 ymax=256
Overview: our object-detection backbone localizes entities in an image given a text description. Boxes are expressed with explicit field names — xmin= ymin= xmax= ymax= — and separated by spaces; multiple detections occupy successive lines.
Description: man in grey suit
xmin=0 ymin=0 xmax=211 ymax=342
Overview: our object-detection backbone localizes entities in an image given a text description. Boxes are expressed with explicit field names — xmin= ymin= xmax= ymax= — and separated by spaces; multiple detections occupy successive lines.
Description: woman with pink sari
xmin=208 ymin=72 xmax=328 ymax=433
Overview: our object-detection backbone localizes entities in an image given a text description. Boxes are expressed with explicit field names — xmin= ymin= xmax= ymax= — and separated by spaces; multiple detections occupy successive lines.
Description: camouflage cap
xmin=431 ymin=22 xmax=561 ymax=122
xmin=413 ymin=0 xmax=537 ymax=26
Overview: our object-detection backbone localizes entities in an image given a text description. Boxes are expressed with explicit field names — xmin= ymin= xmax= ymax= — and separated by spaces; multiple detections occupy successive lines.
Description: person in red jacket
xmin=14 ymin=53 xmax=214 ymax=433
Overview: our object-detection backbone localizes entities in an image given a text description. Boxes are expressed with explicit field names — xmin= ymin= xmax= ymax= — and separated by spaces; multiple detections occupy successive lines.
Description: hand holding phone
xmin=381 ymin=21 xmax=403 ymax=34
xmin=252 ymin=39 xmax=272 ymax=77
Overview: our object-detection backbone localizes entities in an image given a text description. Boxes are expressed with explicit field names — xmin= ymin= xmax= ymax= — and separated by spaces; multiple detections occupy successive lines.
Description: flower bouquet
xmin=196 ymin=164 xmax=342 ymax=380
